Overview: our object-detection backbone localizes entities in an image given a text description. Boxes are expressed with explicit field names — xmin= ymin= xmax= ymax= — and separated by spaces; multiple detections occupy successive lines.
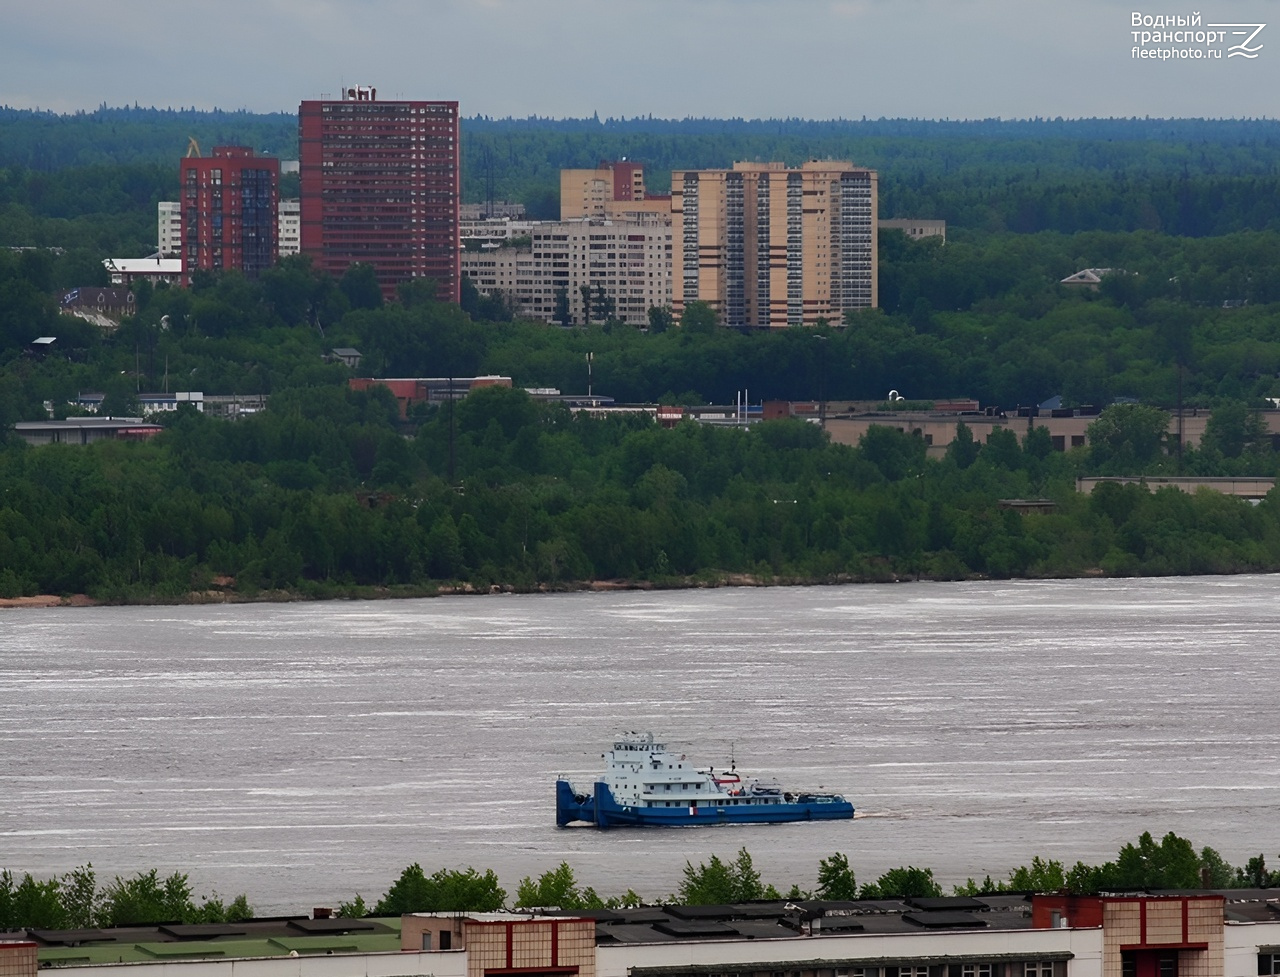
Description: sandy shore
xmin=0 ymin=594 xmax=99 ymax=609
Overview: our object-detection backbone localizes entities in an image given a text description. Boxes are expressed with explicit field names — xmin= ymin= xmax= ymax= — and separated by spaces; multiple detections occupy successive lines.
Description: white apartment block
xmin=460 ymin=218 xmax=542 ymax=244
xmin=278 ymin=198 xmax=300 ymax=257
xmin=460 ymin=219 xmax=673 ymax=326
xmin=158 ymin=201 xmax=182 ymax=257
xmin=157 ymin=199 xmax=300 ymax=261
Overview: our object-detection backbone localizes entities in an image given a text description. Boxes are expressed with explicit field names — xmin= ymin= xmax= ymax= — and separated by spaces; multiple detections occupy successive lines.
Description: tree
xmin=337 ymin=893 xmax=368 ymax=918
xmin=60 ymin=864 xmax=99 ymax=928
xmin=1202 ymin=401 xmax=1270 ymax=461
xmin=399 ymin=277 xmax=441 ymax=309
xmin=516 ymin=862 xmax=584 ymax=909
xmin=859 ymin=425 xmax=927 ymax=481
xmin=1086 ymin=404 xmax=1171 ymax=474
xmin=100 ymin=869 xmax=195 ymax=925
xmin=1199 ymin=847 xmax=1236 ymax=888
xmin=817 ymin=852 xmax=858 ymax=900
xmin=1236 ymin=854 xmax=1277 ymax=887
xmin=8 ymin=871 xmax=66 ymax=929
xmin=373 ymin=864 xmax=506 ymax=914
xmin=946 ymin=422 xmax=980 ymax=469
xmin=339 ymin=263 xmax=384 ymax=311
xmin=679 ymin=848 xmax=777 ymax=904
xmin=1100 ymin=831 xmax=1202 ymax=890
xmin=680 ymin=300 xmax=717 ymax=334
xmin=861 ymin=866 xmax=942 ymax=899
xmin=647 ymin=305 xmax=673 ymax=334
xmin=1006 ymin=856 xmax=1066 ymax=892
xmin=592 ymin=285 xmax=616 ymax=323
xmin=554 ymin=286 xmax=573 ymax=326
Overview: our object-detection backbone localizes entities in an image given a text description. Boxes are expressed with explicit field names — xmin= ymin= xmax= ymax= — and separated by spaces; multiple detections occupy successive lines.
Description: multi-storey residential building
xmin=179 ymin=146 xmax=279 ymax=286
xmin=278 ymin=198 xmax=300 ymax=257
xmin=460 ymin=218 xmax=541 ymax=246
xmin=162 ymin=198 xmax=300 ymax=262
xmin=158 ymin=201 xmax=182 ymax=256
xmin=460 ymin=219 xmax=673 ymax=325
xmin=560 ymin=161 xmax=671 ymax=222
xmin=671 ymin=160 xmax=877 ymax=327
xmin=299 ymin=85 xmax=460 ymax=302
xmin=461 ymin=201 xmax=525 ymax=220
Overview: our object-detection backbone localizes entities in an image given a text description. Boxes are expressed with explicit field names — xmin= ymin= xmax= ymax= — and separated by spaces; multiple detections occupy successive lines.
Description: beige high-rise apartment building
xmin=560 ymin=161 xmax=672 ymax=222
xmin=561 ymin=161 xmax=646 ymax=220
xmin=671 ymin=160 xmax=877 ymax=328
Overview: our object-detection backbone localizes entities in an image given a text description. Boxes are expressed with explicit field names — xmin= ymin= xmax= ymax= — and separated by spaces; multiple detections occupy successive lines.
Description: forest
xmin=5 ymin=111 xmax=1280 ymax=599
xmin=3 ymin=832 xmax=1277 ymax=928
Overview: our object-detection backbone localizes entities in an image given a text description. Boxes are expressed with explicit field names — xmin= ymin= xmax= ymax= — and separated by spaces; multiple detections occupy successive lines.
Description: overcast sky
xmin=2 ymin=0 xmax=1277 ymax=119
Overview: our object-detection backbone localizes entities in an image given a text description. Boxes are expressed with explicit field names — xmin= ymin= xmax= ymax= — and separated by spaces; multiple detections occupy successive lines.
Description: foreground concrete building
xmin=672 ymin=160 xmax=877 ymax=327
xmin=5 ymin=892 xmax=1280 ymax=977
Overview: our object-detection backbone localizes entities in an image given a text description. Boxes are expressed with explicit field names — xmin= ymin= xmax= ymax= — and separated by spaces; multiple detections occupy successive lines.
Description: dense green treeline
xmin=4 ymin=378 xmax=1280 ymax=600
xmin=347 ymin=834 xmax=1279 ymax=912
xmin=9 ymin=111 xmax=1280 ymax=249
xmin=0 ymin=106 xmax=297 ymax=169
xmin=0 ymin=865 xmax=253 ymax=930
xmin=7 ymin=832 xmax=1272 ymax=929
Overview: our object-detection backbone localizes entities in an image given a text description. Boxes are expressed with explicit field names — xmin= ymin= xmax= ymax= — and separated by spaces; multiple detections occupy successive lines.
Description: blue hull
xmin=556 ymin=779 xmax=854 ymax=829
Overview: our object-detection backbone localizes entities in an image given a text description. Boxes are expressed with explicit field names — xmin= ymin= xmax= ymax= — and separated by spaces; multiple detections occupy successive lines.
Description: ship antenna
xmin=730 ymin=741 xmax=736 ymax=773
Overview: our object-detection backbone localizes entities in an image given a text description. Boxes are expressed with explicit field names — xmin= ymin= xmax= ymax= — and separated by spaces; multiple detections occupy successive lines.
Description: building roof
xmin=538 ymin=895 xmax=1040 ymax=945
xmin=1060 ymin=268 xmax=1119 ymax=285
xmin=1 ymin=917 xmax=401 ymax=965
xmin=103 ymin=257 xmax=182 ymax=275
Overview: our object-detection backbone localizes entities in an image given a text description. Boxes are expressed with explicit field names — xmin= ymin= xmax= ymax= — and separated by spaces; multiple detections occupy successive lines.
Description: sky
xmin=2 ymin=0 xmax=1278 ymax=120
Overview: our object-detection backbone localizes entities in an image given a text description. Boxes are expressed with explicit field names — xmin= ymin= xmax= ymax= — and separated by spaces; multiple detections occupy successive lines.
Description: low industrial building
xmin=881 ymin=219 xmax=946 ymax=244
xmin=762 ymin=402 xmax=1263 ymax=460
xmin=12 ymin=418 xmax=163 ymax=446
xmin=348 ymin=376 xmax=514 ymax=418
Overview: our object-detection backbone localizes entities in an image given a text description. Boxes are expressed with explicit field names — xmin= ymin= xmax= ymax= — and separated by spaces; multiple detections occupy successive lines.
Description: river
xmin=2 ymin=576 xmax=1278 ymax=913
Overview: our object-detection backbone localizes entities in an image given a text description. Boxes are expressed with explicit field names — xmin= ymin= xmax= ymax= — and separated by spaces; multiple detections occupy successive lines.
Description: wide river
xmin=2 ymin=576 xmax=1279 ymax=914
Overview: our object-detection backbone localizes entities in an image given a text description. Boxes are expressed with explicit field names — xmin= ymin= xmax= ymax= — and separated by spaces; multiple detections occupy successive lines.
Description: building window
xmin=421 ymin=933 xmax=431 ymax=950
xmin=1259 ymin=953 xmax=1280 ymax=976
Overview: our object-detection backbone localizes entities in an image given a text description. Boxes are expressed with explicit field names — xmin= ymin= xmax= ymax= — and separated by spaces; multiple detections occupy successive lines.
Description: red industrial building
xmin=299 ymin=86 xmax=460 ymax=303
xmin=179 ymin=146 xmax=279 ymax=286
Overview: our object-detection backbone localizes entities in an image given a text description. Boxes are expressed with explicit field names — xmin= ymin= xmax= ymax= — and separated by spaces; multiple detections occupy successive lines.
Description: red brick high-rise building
xmin=299 ymin=86 xmax=460 ymax=303
xmin=179 ymin=146 xmax=279 ymax=286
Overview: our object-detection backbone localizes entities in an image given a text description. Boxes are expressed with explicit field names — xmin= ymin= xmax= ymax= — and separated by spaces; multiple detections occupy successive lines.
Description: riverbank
xmin=0 ymin=567 xmax=937 ymax=609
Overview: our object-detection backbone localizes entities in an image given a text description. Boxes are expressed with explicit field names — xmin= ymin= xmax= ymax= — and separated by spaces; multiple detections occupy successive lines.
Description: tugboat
xmin=555 ymin=732 xmax=854 ymax=828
